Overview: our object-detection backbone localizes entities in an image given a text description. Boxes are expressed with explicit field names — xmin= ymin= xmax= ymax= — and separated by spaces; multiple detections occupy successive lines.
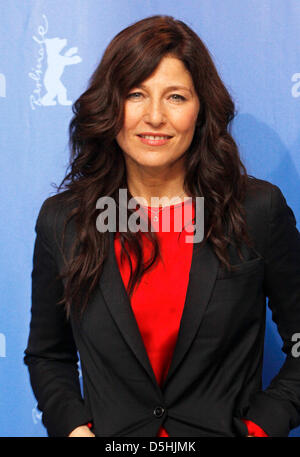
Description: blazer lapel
xmin=162 ymin=238 xmax=219 ymax=388
xmin=99 ymin=231 xmax=162 ymax=393
xmin=99 ymin=231 xmax=219 ymax=393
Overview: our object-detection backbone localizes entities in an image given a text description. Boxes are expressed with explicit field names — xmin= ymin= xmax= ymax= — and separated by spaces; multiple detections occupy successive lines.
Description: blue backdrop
xmin=0 ymin=0 xmax=299 ymax=437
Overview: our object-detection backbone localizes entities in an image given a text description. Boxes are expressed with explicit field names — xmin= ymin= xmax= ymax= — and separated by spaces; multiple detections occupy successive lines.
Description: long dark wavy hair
xmin=54 ymin=15 xmax=253 ymax=320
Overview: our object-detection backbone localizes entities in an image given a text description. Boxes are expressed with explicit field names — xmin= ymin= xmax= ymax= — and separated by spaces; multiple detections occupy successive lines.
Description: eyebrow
xmin=136 ymin=84 xmax=193 ymax=95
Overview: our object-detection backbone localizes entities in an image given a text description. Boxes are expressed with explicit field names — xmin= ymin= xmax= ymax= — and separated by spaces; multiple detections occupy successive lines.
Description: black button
xmin=153 ymin=406 xmax=165 ymax=418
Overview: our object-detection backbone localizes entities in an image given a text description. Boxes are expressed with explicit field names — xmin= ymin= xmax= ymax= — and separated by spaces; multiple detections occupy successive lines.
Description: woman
xmin=24 ymin=15 xmax=300 ymax=437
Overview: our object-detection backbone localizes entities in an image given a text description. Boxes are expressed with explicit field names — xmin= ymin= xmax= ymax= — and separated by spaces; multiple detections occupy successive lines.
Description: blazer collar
xmin=99 ymin=230 xmax=219 ymax=393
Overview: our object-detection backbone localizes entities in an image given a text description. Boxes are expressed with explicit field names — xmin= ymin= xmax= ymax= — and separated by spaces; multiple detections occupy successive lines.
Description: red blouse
xmin=107 ymin=199 xmax=267 ymax=438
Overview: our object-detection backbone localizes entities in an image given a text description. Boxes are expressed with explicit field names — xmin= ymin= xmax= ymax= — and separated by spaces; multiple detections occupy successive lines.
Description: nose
xmin=143 ymin=98 xmax=166 ymax=127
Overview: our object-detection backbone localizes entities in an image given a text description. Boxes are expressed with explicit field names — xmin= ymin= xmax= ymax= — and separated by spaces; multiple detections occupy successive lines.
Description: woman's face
xmin=116 ymin=55 xmax=200 ymax=172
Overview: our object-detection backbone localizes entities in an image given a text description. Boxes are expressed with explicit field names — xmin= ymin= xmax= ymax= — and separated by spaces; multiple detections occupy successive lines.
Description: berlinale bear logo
xmin=41 ymin=38 xmax=81 ymax=106
xmin=29 ymin=15 xmax=82 ymax=109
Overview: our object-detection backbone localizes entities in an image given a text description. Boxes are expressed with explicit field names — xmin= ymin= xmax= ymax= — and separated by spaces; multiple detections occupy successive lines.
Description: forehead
xmin=139 ymin=56 xmax=194 ymax=88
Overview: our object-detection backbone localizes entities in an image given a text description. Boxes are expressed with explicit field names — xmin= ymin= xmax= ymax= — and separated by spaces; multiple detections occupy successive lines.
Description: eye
xmin=169 ymin=94 xmax=186 ymax=102
xmin=126 ymin=92 xmax=143 ymax=100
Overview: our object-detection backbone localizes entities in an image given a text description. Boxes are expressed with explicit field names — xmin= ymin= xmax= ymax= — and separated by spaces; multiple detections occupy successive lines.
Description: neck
xmin=128 ymin=178 xmax=189 ymax=207
xmin=125 ymin=161 xmax=189 ymax=207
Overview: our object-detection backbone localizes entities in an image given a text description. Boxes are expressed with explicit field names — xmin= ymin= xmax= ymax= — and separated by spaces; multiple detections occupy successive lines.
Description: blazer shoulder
xmin=244 ymin=175 xmax=291 ymax=215
xmin=241 ymin=176 xmax=285 ymax=253
xmin=243 ymin=175 xmax=283 ymax=217
xmin=35 ymin=190 xmax=78 ymax=246
xmin=245 ymin=175 xmax=275 ymax=202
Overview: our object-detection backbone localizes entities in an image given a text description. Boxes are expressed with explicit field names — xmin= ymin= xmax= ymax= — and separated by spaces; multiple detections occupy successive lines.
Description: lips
xmin=137 ymin=133 xmax=173 ymax=147
xmin=139 ymin=135 xmax=170 ymax=140
xmin=137 ymin=133 xmax=173 ymax=146
xmin=137 ymin=133 xmax=173 ymax=139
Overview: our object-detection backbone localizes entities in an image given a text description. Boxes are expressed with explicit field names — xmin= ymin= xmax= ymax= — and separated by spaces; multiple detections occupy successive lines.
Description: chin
xmin=138 ymin=162 xmax=168 ymax=170
xmin=139 ymin=156 xmax=174 ymax=167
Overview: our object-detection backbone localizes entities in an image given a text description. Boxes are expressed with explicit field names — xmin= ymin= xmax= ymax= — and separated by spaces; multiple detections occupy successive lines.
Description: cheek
xmin=116 ymin=110 xmax=137 ymax=147
xmin=122 ymin=105 xmax=141 ymax=132
xmin=173 ymin=108 xmax=198 ymax=135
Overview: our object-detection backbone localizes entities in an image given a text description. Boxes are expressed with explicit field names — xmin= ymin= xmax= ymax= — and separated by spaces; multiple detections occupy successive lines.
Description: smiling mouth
xmin=137 ymin=134 xmax=173 ymax=140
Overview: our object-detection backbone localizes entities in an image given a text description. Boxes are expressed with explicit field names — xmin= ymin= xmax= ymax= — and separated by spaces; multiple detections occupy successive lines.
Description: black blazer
xmin=24 ymin=177 xmax=300 ymax=437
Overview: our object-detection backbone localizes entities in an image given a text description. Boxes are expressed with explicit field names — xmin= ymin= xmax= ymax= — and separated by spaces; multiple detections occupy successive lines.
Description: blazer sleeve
xmin=23 ymin=200 xmax=92 ymax=437
xmin=243 ymin=184 xmax=300 ymax=436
